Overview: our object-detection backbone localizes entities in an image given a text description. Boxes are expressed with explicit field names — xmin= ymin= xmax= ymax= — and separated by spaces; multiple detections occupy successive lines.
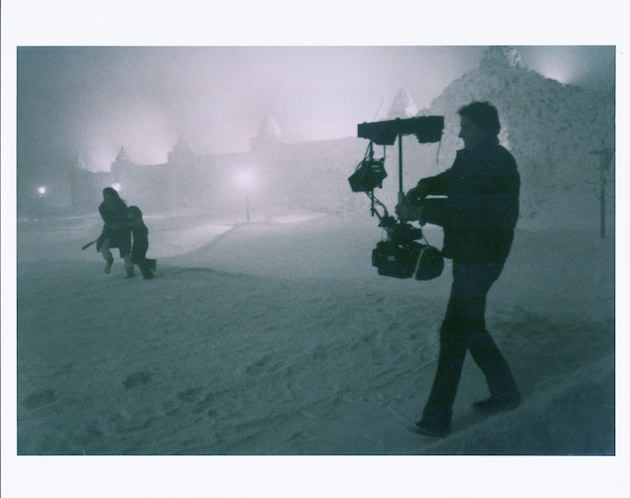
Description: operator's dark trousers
xmin=422 ymin=261 xmax=519 ymax=428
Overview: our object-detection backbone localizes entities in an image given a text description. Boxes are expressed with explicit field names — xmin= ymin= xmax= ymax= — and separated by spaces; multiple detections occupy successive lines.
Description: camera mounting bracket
xmin=357 ymin=116 xmax=444 ymax=200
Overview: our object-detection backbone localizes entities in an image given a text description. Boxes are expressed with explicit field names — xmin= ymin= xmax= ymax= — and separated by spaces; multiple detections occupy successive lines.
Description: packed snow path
xmin=16 ymin=212 xmax=614 ymax=454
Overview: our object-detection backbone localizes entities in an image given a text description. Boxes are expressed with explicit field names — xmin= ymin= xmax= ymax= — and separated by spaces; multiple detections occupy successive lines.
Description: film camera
xmin=369 ymin=198 xmax=444 ymax=280
xmin=348 ymin=116 xmax=445 ymax=280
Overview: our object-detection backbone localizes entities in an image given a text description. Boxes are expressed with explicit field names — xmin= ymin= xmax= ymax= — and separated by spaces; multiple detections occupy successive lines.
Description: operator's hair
xmin=458 ymin=101 xmax=501 ymax=137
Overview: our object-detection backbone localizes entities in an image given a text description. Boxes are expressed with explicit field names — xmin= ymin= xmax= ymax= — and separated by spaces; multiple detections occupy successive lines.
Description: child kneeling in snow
xmin=127 ymin=205 xmax=157 ymax=279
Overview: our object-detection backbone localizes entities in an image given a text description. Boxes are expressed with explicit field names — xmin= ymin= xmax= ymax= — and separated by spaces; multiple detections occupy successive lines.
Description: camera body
xmin=371 ymin=214 xmax=443 ymax=280
xmin=348 ymin=157 xmax=386 ymax=193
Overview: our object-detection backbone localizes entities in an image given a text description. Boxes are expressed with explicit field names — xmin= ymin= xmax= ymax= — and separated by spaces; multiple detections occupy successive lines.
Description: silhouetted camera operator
xmin=396 ymin=101 xmax=521 ymax=437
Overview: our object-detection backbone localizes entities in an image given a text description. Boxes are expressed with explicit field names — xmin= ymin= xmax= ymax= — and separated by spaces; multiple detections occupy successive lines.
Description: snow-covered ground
xmin=4 ymin=202 xmax=622 ymax=496
xmin=8 ymin=191 xmax=622 ymax=494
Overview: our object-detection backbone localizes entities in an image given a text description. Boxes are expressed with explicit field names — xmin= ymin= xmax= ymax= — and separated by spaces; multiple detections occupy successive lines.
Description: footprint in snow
xmin=23 ymin=388 xmax=56 ymax=410
xmin=122 ymin=371 xmax=152 ymax=390
xmin=178 ymin=386 xmax=204 ymax=403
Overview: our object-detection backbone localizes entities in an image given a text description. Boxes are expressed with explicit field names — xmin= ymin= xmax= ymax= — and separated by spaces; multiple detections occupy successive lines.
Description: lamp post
xmin=244 ymin=186 xmax=250 ymax=223
xmin=590 ymin=146 xmax=613 ymax=239
xmin=36 ymin=185 xmax=47 ymax=218
xmin=237 ymin=171 xmax=253 ymax=223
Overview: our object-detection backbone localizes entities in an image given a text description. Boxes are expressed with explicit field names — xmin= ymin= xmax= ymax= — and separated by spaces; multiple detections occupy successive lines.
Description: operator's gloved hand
xmin=395 ymin=201 xmax=424 ymax=223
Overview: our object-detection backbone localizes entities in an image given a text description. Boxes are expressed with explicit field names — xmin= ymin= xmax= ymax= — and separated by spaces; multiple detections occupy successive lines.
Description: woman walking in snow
xmin=97 ymin=187 xmax=134 ymax=277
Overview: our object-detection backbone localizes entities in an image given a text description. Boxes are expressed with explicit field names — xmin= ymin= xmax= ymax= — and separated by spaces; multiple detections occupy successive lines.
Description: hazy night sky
xmin=2 ymin=1 xmax=624 ymax=191
xmin=16 ymin=45 xmax=615 ymax=175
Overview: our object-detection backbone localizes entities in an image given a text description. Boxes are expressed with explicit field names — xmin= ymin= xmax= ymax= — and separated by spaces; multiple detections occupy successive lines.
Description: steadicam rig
xmin=348 ymin=115 xmax=445 ymax=280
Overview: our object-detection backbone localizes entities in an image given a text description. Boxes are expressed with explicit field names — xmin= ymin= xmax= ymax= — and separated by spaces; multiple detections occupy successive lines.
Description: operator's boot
xmin=411 ymin=406 xmax=452 ymax=438
xmin=473 ymin=393 xmax=521 ymax=414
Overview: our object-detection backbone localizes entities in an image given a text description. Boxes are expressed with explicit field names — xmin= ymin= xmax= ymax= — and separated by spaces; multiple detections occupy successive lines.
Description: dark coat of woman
xmin=96 ymin=188 xmax=131 ymax=257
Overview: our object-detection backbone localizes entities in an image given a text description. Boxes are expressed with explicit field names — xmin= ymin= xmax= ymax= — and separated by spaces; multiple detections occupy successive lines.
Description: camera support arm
xmin=357 ymin=116 xmax=444 ymax=204
xmin=398 ymin=131 xmax=404 ymax=203
xmin=350 ymin=116 xmax=446 ymax=280
xmin=366 ymin=190 xmax=390 ymax=223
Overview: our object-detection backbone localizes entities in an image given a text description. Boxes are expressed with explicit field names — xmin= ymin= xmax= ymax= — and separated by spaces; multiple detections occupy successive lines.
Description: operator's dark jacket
xmin=420 ymin=139 xmax=520 ymax=263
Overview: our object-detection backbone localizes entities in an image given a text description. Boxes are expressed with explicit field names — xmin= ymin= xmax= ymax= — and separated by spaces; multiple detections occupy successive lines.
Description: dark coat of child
xmin=127 ymin=206 xmax=156 ymax=279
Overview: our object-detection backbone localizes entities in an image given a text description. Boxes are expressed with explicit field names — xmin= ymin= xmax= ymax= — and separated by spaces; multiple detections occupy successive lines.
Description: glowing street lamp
xmin=35 ymin=185 xmax=48 ymax=218
xmin=236 ymin=171 xmax=254 ymax=223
